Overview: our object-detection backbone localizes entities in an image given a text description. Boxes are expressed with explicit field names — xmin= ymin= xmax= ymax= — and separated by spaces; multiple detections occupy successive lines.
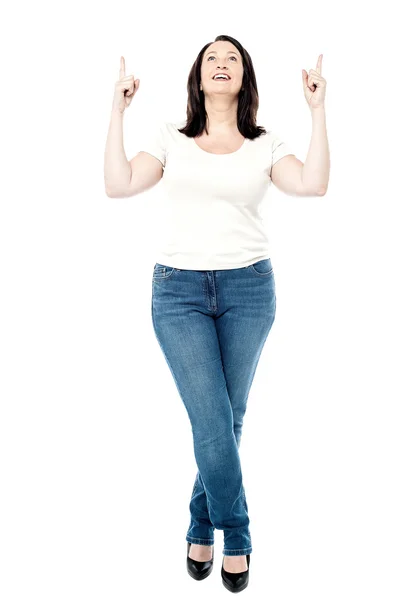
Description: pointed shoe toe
xmin=186 ymin=542 xmax=214 ymax=580
xmin=221 ymin=554 xmax=250 ymax=593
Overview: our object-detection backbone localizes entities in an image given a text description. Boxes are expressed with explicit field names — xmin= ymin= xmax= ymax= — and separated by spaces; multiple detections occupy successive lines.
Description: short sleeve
xmin=270 ymin=131 xmax=294 ymax=167
xmin=139 ymin=121 xmax=166 ymax=169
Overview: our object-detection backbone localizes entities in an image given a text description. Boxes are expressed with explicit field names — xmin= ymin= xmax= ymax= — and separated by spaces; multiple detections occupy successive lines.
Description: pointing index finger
xmin=119 ymin=56 xmax=125 ymax=79
xmin=316 ymin=54 xmax=323 ymax=75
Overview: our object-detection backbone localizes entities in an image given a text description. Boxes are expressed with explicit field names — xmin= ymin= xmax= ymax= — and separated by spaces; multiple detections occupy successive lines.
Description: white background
xmin=1 ymin=1 xmax=398 ymax=598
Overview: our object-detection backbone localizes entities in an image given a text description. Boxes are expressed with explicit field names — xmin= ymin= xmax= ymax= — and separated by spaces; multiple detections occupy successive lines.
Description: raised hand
xmin=112 ymin=56 xmax=140 ymax=114
xmin=302 ymin=54 xmax=326 ymax=110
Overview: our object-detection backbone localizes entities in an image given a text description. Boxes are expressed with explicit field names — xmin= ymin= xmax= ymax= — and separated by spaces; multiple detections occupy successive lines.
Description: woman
xmin=104 ymin=34 xmax=329 ymax=593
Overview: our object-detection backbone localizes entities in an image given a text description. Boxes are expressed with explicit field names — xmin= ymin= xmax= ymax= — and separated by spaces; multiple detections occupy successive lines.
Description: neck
xmin=203 ymin=97 xmax=239 ymax=135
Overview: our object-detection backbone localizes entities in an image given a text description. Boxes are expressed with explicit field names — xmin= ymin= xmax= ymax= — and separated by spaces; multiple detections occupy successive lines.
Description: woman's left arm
xmin=301 ymin=106 xmax=330 ymax=195
xmin=301 ymin=54 xmax=330 ymax=195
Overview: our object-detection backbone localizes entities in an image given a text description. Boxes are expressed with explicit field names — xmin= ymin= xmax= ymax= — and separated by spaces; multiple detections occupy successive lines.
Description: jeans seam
xmin=186 ymin=536 xmax=214 ymax=544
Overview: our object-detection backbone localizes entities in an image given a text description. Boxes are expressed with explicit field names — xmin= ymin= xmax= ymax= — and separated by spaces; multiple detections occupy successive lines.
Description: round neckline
xmin=192 ymin=136 xmax=248 ymax=156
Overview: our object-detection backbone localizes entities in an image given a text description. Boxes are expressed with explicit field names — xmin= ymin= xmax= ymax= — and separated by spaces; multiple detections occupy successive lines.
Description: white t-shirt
xmin=140 ymin=119 xmax=294 ymax=270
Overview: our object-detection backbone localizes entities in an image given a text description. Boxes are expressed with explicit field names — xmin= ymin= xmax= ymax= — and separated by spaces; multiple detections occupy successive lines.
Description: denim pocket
xmin=153 ymin=263 xmax=176 ymax=279
xmin=248 ymin=258 xmax=274 ymax=277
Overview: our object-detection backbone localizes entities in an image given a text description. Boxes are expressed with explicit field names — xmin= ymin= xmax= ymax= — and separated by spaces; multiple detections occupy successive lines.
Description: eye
xmin=207 ymin=55 xmax=237 ymax=61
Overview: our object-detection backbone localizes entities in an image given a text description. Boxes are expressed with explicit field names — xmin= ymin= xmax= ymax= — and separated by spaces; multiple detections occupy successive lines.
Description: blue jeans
xmin=151 ymin=258 xmax=276 ymax=556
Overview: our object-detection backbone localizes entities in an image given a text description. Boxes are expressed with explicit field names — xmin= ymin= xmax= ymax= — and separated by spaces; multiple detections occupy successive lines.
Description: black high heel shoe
xmin=186 ymin=541 xmax=214 ymax=580
xmin=221 ymin=553 xmax=250 ymax=593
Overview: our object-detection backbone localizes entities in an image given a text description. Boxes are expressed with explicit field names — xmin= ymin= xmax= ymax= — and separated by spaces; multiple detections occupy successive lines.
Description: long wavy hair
xmin=178 ymin=35 xmax=268 ymax=141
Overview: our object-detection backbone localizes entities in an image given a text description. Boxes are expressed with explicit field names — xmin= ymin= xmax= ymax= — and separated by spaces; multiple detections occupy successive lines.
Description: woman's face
xmin=200 ymin=41 xmax=244 ymax=98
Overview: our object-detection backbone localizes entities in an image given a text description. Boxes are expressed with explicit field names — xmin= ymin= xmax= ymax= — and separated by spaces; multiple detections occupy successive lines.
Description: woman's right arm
xmin=104 ymin=108 xmax=132 ymax=197
xmin=104 ymin=56 xmax=140 ymax=197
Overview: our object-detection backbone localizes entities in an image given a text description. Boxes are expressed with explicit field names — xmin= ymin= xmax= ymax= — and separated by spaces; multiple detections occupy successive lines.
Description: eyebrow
xmin=205 ymin=50 xmax=239 ymax=57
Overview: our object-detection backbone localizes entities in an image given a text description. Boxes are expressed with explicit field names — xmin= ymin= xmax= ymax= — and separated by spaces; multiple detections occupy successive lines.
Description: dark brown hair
xmin=178 ymin=35 xmax=268 ymax=141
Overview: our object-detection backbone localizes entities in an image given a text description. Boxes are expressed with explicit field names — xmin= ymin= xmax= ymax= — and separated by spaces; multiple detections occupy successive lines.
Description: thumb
xmin=302 ymin=69 xmax=309 ymax=90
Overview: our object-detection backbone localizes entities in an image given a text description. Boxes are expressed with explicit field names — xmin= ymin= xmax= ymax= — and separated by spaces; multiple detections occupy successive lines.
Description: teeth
xmin=213 ymin=75 xmax=229 ymax=80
